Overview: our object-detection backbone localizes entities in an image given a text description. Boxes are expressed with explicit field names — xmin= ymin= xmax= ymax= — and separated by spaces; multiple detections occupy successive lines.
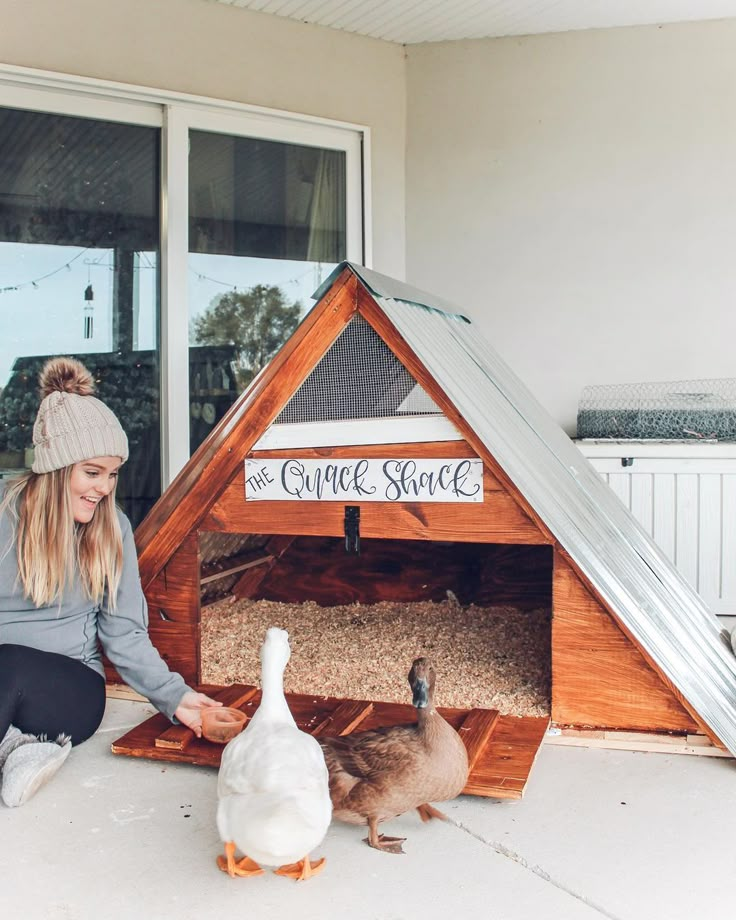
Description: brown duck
xmin=318 ymin=657 xmax=469 ymax=854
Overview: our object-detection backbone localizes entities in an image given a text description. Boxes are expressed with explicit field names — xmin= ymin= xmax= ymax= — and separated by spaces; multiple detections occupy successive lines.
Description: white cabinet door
xmin=577 ymin=442 xmax=736 ymax=616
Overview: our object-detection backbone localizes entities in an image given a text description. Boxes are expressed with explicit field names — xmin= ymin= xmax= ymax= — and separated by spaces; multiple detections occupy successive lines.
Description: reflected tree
xmin=191 ymin=284 xmax=302 ymax=389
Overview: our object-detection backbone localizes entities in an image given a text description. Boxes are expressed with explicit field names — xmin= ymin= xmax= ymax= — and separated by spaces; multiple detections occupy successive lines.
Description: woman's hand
xmin=175 ymin=690 xmax=223 ymax=737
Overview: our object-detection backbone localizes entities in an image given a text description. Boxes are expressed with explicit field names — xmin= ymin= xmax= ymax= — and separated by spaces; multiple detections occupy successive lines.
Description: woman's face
xmin=69 ymin=457 xmax=122 ymax=523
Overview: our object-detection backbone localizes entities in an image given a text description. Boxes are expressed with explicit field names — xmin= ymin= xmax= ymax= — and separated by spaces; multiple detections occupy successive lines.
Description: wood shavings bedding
xmin=201 ymin=596 xmax=551 ymax=717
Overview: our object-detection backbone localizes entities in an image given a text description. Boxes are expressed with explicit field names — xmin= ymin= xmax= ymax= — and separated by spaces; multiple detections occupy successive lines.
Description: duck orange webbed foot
xmin=274 ymin=856 xmax=326 ymax=881
xmin=416 ymin=803 xmax=447 ymax=823
xmin=216 ymin=841 xmax=265 ymax=878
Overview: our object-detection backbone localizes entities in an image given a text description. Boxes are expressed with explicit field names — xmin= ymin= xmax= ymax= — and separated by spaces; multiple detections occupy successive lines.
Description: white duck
xmin=216 ymin=627 xmax=332 ymax=881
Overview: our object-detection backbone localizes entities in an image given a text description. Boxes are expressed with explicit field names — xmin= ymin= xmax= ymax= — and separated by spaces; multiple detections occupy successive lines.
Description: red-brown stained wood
xmin=111 ymin=686 xmax=546 ymax=799
xmin=200 ymin=550 xmax=273 ymax=586
xmin=463 ymin=715 xmax=549 ymax=798
xmin=231 ymin=535 xmax=295 ymax=599
xmin=203 ymin=470 xmax=547 ymax=544
xmin=148 ymin=533 xmax=200 ymax=686
xmin=144 ymin=533 xmax=201 ymax=623
xmin=552 ymin=551 xmax=699 ymax=733
xmin=112 ymin=686 xmax=331 ymax=767
xmin=146 ymin=621 xmax=200 ymax=688
xmin=106 ymin=533 xmax=201 ymax=687
xmin=244 ymin=536 xmax=553 ymax=607
xmin=312 ymin=700 xmax=374 ymax=737
xmin=458 ymin=708 xmax=501 ymax=773
xmin=135 ymin=269 xmax=360 ymax=590
xmin=155 ymin=686 xmax=258 ymax=751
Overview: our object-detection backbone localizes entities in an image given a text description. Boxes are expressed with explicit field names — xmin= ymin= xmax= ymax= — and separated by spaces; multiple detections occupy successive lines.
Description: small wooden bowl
xmin=201 ymin=707 xmax=247 ymax=744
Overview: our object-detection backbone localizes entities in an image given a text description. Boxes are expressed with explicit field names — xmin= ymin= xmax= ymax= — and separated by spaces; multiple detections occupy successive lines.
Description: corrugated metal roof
xmin=214 ymin=1 xmax=736 ymax=44
xmin=321 ymin=261 xmax=736 ymax=755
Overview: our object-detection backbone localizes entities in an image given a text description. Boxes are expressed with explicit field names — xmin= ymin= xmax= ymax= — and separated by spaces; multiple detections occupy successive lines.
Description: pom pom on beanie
xmin=31 ymin=357 xmax=129 ymax=474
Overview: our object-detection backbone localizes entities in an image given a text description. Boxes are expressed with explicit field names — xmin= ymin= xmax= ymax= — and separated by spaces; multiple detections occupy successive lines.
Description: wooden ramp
xmin=111 ymin=684 xmax=548 ymax=799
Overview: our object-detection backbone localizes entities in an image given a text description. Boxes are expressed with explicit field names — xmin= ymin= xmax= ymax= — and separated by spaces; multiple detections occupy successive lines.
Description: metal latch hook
xmin=344 ymin=505 xmax=360 ymax=554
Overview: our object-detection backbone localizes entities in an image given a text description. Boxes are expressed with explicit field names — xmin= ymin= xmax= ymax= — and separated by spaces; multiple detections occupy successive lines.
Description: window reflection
xmin=187 ymin=130 xmax=346 ymax=453
xmin=0 ymin=108 xmax=160 ymax=527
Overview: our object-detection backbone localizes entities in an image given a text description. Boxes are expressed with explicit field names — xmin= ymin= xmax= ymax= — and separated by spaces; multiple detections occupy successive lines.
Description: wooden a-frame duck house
xmin=112 ymin=263 xmax=736 ymax=794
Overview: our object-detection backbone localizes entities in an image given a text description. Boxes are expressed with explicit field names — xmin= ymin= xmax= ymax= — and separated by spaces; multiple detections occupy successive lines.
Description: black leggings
xmin=0 ymin=644 xmax=106 ymax=747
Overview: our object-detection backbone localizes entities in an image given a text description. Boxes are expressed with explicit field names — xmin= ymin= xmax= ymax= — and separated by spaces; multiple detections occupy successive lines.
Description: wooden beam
xmin=143 ymin=532 xmax=202 ymax=622
xmin=204 ymin=471 xmax=548 ymax=543
xmin=200 ymin=552 xmax=273 ymax=585
xmin=546 ymin=727 xmax=732 ymax=758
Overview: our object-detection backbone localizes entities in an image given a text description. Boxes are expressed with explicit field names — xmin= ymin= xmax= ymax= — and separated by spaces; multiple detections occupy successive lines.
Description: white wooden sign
xmin=244 ymin=458 xmax=484 ymax=502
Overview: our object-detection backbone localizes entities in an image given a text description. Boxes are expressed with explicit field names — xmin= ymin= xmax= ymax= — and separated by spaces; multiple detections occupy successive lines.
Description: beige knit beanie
xmin=31 ymin=357 xmax=129 ymax=474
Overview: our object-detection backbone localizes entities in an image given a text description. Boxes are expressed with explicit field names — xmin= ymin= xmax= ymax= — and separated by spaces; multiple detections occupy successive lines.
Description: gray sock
xmin=1 ymin=735 xmax=73 ymax=807
xmin=0 ymin=725 xmax=38 ymax=772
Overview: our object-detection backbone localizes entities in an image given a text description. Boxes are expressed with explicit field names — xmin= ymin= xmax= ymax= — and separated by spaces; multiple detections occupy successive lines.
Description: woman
xmin=0 ymin=357 xmax=220 ymax=807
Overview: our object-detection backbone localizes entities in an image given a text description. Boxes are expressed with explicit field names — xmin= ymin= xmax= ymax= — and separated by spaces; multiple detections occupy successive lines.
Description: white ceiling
xmin=212 ymin=0 xmax=736 ymax=43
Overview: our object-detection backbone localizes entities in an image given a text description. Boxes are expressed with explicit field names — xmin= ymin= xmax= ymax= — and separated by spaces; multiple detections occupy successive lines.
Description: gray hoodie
xmin=0 ymin=481 xmax=190 ymax=720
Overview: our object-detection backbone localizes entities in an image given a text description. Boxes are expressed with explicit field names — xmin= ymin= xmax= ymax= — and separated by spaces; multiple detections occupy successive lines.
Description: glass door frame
xmin=0 ymin=64 xmax=369 ymax=491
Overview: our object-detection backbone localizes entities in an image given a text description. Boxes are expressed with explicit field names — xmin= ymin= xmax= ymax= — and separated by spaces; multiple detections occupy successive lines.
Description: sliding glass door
xmin=188 ymin=129 xmax=347 ymax=453
xmin=0 ymin=75 xmax=365 ymax=525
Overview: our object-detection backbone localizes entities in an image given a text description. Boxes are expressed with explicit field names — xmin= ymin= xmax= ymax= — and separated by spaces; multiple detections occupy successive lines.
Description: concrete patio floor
xmin=3 ymin=695 xmax=736 ymax=920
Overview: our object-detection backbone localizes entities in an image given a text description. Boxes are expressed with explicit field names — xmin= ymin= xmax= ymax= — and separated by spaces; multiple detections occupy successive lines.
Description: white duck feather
xmin=216 ymin=627 xmax=331 ymax=880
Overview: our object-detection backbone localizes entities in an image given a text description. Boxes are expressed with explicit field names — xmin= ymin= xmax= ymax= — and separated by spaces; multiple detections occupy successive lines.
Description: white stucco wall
xmin=406 ymin=22 xmax=736 ymax=433
xmin=0 ymin=0 xmax=406 ymax=278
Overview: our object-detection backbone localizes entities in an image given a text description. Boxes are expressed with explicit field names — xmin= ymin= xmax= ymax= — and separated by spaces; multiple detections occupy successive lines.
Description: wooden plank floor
xmin=111 ymin=684 xmax=549 ymax=799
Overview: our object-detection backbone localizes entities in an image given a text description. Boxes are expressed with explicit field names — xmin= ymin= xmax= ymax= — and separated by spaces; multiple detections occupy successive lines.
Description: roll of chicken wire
xmin=577 ymin=378 xmax=736 ymax=440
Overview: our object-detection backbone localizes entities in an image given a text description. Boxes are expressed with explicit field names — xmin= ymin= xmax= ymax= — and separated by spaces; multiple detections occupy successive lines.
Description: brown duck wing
xmin=319 ymin=724 xmax=420 ymax=781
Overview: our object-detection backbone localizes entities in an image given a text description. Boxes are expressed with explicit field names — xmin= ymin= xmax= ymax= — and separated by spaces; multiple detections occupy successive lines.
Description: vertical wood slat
xmin=722 ymin=476 xmax=736 ymax=605
xmin=630 ymin=473 xmax=653 ymax=535
xmin=581 ymin=448 xmax=736 ymax=615
xmin=115 ymin=531 xmax=202 ymax=689
xmin=652 ymin=473 xmax=676 ymax=562
xmin=607 ymin=472 xmax=631 ymax=506
xmin=698 ymin=474 xmax=722 ymax=605
xmin=144 ymin=531 xmax=202 ymax=622
xmin=675 ymin=473 xmax=699 ymax=591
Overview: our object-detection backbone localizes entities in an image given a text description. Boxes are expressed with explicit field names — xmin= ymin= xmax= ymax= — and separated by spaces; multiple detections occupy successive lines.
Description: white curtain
xmin=306 ymin=151 xmax=346 ymax=263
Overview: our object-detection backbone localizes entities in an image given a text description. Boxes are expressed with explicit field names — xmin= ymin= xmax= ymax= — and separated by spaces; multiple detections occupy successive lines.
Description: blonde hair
xmin=0 ymin=468 xmax=123 ymax=609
